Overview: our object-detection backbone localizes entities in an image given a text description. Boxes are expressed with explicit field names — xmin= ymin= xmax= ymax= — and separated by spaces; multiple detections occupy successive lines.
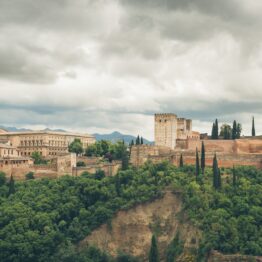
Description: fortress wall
xmin=77 ymin=156 xmax=101 ymax=165
xmin=130 ymin=144 xmax=262 ymax=169
xmin=187 ymin=140 xmax=235 ymax=153
xmin=186 ymin=139 xmax=262 ymax=154
xmin=175 ymin=152 xmax=262 ymax=169
xmin=130 ymin=145 xmax=174 ymax=167
xmin=73 ymin=161 xmax=121 ymax=177
xmin=235 ymin=139 xmax=262 ymax=154
xmin=2 ymin=166 xmax=59 ymax=180
xmin=55 ymin=153 xmax=76 ymax=176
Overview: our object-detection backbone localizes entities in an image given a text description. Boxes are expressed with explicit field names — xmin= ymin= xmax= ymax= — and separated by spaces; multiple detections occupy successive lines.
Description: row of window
xmin=2 ymin=149 xmax=15 ymax=155
xmin=20 ymin=141 xmax=70 ymax=147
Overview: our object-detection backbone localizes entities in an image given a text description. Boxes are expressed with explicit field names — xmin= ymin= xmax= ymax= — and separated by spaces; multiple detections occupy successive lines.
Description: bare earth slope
xmin=79 ymin=191 xmax=200 ymax=261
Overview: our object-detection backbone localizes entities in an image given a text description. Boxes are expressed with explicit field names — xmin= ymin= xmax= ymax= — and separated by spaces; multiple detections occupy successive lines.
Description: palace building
xmin=0 ymin=129 xmax=95 ymax=157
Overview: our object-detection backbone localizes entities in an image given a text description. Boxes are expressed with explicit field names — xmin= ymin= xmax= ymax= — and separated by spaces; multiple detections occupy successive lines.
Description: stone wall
xmin=77 ymin=156 xmax=101 ymax=165
xmin=186 ymin=138 xmax=262 ymax=154
xmin=130 ymin=140 xmax=262 ymax=169
xmin=1 ymin=153 xmax=77 ymax=180
xmin=130 ymin=145 xmax=174 ymax=167
xmin=174 ymin=151 xmax=262 ymax=169
xmin=73 ymin=161 xmax=121 ymax=177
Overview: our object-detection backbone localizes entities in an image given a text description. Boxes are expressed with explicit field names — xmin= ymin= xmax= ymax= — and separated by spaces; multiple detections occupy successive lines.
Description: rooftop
xmin=0 ymin=130 xmax=94 ymax=138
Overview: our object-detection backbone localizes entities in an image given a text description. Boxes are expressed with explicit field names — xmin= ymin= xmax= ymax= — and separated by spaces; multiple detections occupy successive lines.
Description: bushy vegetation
xmin=31 ymin=151 xmax=48 ymax=165
xmin=85 ymin=140 xmax=127 ymax=161
xmin=0 ymin=163 xmax=168 ymax=261
xmin=0 ymin=162 xmax=261 ymax=261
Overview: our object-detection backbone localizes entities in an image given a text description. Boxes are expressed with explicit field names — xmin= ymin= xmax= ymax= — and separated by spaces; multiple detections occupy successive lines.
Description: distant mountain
xmin=0 ymin=126 xmax=67 ymax=133
xmin=43 ymin=128 xmax=67 ymax=132
xmin=0 ymin=126 xmax=32 ymax=132
xmin=93 ymin=131 xmax=153 ymax=144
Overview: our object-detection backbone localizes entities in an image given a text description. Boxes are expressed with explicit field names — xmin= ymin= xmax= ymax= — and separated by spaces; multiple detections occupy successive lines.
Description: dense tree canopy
xmin=69 ymin=139 xmax=84 ymax=155
xmin=85 ymin=140 xmax=128 ymax=161
xmin=31 ymin=151 xmax=48 ymax=165
xmin=0 ymin=162 xmax=261 ymax=261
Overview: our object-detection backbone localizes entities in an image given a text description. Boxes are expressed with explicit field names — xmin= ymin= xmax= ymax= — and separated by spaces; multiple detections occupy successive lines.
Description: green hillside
xmin=0 ymin=163 xmax=261 ymax=261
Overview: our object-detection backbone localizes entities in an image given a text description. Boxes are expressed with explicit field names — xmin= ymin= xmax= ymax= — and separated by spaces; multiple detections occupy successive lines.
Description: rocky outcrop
xmin=79 ymin=191 xmax=201 ymax=261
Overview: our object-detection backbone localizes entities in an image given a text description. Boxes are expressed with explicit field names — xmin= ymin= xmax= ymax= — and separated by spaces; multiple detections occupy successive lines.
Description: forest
xmin=0 ymin=161 xmax=261 ymax=261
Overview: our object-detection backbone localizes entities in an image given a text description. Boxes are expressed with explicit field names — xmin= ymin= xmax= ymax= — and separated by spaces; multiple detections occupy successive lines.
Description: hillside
xmin=0 ymin=163 xmax=261 ymax=261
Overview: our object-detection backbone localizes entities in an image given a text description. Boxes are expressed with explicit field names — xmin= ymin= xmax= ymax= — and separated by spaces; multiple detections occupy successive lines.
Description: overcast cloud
xmin=0 ymin=0 xmax=262 ymax=139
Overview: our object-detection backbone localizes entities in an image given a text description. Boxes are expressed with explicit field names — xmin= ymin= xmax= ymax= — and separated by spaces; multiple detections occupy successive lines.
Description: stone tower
xmin=154 ymin=113 xmax=177 ymax=149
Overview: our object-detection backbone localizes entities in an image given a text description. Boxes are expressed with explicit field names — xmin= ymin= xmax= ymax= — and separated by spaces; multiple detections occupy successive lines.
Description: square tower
xmin=154 ymin=113 xmax=177 ymax=149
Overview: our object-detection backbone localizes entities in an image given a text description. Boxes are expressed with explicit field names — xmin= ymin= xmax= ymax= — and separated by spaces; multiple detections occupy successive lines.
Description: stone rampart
xmin=130 ymin=141 xmax=262 ymax=169
xmin=73 ymin=161 xmax=121 ymax=177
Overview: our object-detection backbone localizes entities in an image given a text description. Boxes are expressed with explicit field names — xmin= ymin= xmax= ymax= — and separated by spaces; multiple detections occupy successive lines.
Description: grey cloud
xmin=0 ymin=0 xmax=261 ymax=138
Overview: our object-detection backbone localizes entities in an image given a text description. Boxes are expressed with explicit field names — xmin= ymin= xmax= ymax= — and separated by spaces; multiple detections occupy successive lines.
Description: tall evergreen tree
xmin=215 ymin=119 xmax=219 ymax=139
xmin=195 ymin=148 xmax=200 ymax=180
xmin=201 ymin=141 xmax=205 ymax=175
xmin=115 ymin=174 xmax=121 ymax=197
xmin=212 ymin=154 xmax=220 ymax=190
xmin=136 ymin=135 xmax=140 ymax=145
xmin=218 ymin=168 xmax=222 ymax=189
xmin=236 ymin=123 xmax=242 ymax=139
xmin=252 ymin=116 xmax=256 ymax=137
xmin=211 ymin=123 xmax=215 ymax=139
xmin=8 ymin=174 xmax=15 ymax=196
xmin=121 ymin=151 xmax=129 ymax=171
xmin=149 ymin=235 xmax=159 ymax=262
xmin=232 ymin=165 xmax=237 ymax=187
xmin=211 ymin=119 xmax=219 ymax=139
xmin=232 ymin=120 xmax=237 ymax=140
xmin=140 ymin=137 xmax=144 ymax=145
xmin=179 ymin=154 xmax=183 ymax=168
xmin=166 ymin=232 xmax=184 ymax=262
xmin=130 ymin=139 xmax=134 ymax=147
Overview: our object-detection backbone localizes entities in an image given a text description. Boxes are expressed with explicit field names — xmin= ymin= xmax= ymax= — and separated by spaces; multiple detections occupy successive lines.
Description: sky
xmin=0 ymin=0 xmax=262 ymax=140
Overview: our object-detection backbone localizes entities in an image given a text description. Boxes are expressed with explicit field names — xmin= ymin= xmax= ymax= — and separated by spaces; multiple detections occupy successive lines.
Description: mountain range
xmin=0 ymin=126 xmax=152 ymax=144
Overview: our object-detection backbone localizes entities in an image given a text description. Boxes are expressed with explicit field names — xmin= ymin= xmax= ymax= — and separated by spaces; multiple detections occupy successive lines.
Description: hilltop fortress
xmin=130 ymin=113 xmax=262 ymax=168
xmin=154 ymin=113 xmax=199 ymax=148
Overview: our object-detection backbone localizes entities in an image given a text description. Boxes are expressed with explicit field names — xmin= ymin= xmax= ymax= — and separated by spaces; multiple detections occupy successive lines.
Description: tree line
xmin=210 ymin=116 xmax=256 ymax=140
xmin=0 ymin=160 xmax=261 ymax=260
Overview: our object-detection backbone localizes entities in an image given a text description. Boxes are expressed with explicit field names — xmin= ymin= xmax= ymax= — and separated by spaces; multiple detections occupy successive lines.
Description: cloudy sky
xmin=0 ymin=0 xmax=262 ymax=140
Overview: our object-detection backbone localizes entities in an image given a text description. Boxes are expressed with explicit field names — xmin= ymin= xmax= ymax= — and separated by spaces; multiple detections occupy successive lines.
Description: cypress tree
xmin=115 ymin=174 xmax=121 ymax=197
xmin=211 ymin=123 xmax=215 ymax=139
xmin=236 ymin=123 xmax=242 ymax=139
xmin=218 ymin=168 xmax=222 ymax=189
xmin=213 ymin=154 xmax=219 ymax=190
xmin=141 ymin=137 xmax=144 ymax=145
xmin=252 ymin=116 xmax=256 ymax=137
xmin=136 ymin=135 xmax=140 ymax=145
xmin=121 ymin=151 xmax=129 ymax=170
xmin=8 ymin=174 xmax=15 ymax=196
xmin=232 ymin=120 xmax=237 ymax=140
xmin=130 ymin=139 xmax=134 ymax=146
xmin=215 ymin=119 xmax=219 ymax=139
xmin=232 ymin=166 xmax=237 ymax=187
xmin=195 ymin=148 xmax=200 ymax=180
xmin=201 ymin=141 xmax=205 ymax=175
xmin=149 ymin=235 xmax=159 ymax=262
xmin=179 ymin=154 xmax=183 ymax=168
xmin=166 ymin=232 xmax=184 ymax=262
